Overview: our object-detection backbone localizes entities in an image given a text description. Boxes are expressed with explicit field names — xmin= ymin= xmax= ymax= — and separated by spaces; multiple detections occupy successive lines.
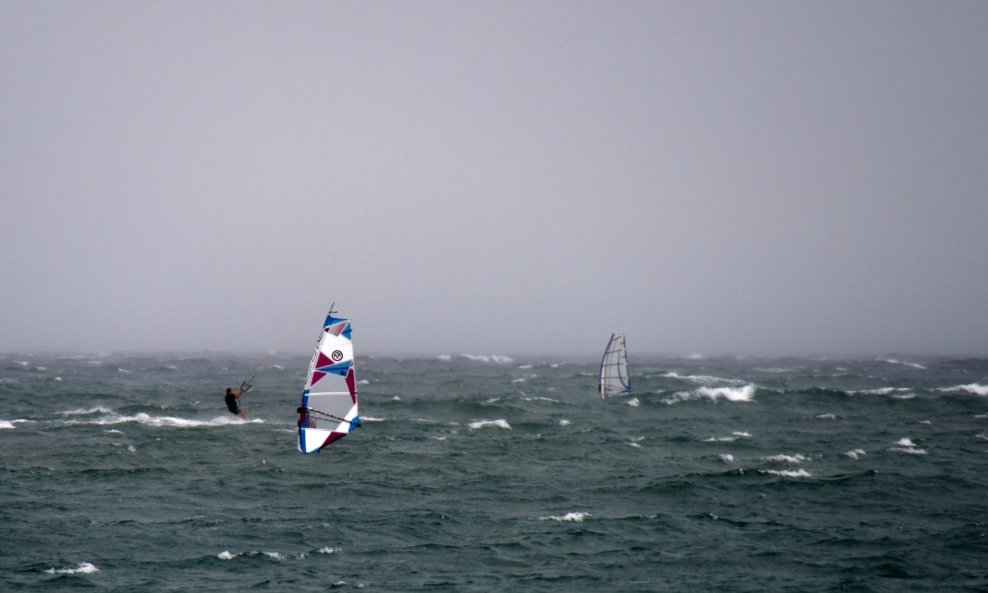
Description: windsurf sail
xmin=598 ymin=333 xmax=630 ymax=399
xmin=297 ymin=305 xmax=360 ymax=453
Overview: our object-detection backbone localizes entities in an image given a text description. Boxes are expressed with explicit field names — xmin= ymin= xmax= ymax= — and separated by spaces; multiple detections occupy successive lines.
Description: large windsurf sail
xmin=297 ymin=305 xmax=360 ymax=453
xmin=598 ymin=333 xmax=630 ymax=399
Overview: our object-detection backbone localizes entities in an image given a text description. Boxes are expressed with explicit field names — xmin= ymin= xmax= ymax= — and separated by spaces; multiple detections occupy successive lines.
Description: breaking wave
xmin=539 ymin=512 xmax=590 ymax=522
xmin=665 ymin=384 xmax=756 ymax=404
xmin=939 ymin=383 xmax=988 ymax=396
xmin=45 ymin=562 xmax=99 ymax=575
xmin=468 ymin=419 xmax=511 ymax=430
xmin=61 ymin=413 xmax=262 ymax=428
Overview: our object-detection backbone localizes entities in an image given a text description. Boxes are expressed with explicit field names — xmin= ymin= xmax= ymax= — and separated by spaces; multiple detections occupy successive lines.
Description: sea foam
xmin=890 ymin=437 xmax=927 ymax=455
xmin=662 ymin=372 xmax=746 ymax=385
xmin=539 ymin=512 xmax=590 ymax=522
xmin=665 ymin=384 xmax=756 ymax=404
xmin=63 ymin=413 xmax=262 ymax=428
xmin=760 ymin=468 xmax=812 ymax=478
xmin=45 ymin=562 xmax=99 ymax=575
xmin=468 ymin=419 xmax=511 ymax=430
xmin=939 ymin=383 xmax=988 ymax=396
xmin=459 ymin=354 xmax=513 ymax=364
xmin=763 ymin=454 xmax=808 ymax=463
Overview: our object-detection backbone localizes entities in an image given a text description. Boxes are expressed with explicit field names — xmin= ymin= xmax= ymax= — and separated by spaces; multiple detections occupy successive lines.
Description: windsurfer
xmin=225 ymin=387 xmax=247 ymax=419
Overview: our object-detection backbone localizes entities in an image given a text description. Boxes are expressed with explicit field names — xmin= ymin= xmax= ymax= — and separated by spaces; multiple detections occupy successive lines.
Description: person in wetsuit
xmin=225 ymin=387 xmax=247 ymax=419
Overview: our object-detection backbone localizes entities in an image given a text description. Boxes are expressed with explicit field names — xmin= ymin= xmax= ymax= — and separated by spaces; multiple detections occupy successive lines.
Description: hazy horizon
xmin=3 ymin=2 xmax=986 ymax=357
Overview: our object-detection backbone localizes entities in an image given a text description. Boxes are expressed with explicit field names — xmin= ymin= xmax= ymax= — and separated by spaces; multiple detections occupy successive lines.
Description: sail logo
xmin=331 ymin=350 xmax=344 ymax=362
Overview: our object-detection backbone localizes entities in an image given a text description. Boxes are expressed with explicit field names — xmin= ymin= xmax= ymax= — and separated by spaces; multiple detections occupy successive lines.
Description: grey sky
xmin=2 ymin=1 xmax=986 ymax=356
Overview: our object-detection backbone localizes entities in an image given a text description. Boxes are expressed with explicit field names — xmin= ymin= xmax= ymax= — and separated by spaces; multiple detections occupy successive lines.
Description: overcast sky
xmin=2 ymin=1 xmax=986 ymax=357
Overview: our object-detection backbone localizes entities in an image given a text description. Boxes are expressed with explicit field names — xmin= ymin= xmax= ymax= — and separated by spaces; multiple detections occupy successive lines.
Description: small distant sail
xmin=297 ymin=306 xmax=360 ymax=453
xmin=598 ymin=333 xmax=630 ymax=399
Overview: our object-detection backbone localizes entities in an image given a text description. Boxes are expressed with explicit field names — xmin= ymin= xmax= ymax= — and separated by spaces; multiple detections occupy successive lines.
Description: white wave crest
xmin=878 ymin=358 xmax=927 ymax=370
xmin=662 ymin=372 xmax=745 ymax=385
xmin=939 ymin=383 xmax=988 ymax=396
xmin=217 ymin=550 xmax=235 ymax=560
xmin=60 ymin=406 xmax=114 ymax=416
xmin=468 ymin=419 xmax=511 ymax=430
xmin=317 ymin=547 xmax=342 ymax=554
xmin=666 ymin=384 xmax=756 ymax=404
xmin=890 ymin=446 xmax=927 ymax=455
xmin=763 ymin=454 xmax=808 ymax=463
xmin=853 ymin=387 xmax=911 ymax=396
xmin=64 ymin=413 xmax=261 ymax=428
xmin=761 ymin=468 xmax=812 ymax=478
xmin=626 ymin=398 xmax=640 ymax=407
xmin=539 ymin=512 xmax=590 ymax=522
xmin=719 ymin=453 xmax=734 ymax=463
xmin=816 ymin=413 xmax=836 ymax=420
xmin=458 ymin=354 xmax=513 ymax=364
xmin=520 ymin=395 xmax=559 ymax=403
xmin=558 ymin=419 xmax=571 ymax=426
xmin=704 ymin=431 xmax=752 ymax=443
xmin=45 ymin=562 xmax=99 ymax=575
xmin=845 ymin=449 xmax=866 ymax=459
xmin=890 ymin=437 xmax=926 ymax=455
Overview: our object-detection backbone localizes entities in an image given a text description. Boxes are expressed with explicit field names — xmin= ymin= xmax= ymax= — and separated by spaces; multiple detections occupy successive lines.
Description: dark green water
xmin=1 ymin=353 xmax=987 ymax=591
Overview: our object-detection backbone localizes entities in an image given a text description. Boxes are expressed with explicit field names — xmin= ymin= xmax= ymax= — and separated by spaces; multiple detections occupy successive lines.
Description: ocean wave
xmin=852 ymin=387 xmax=912 ymax=396
xmin=889 ymin=437 xmax=927 ymax=455
xmin=0 ymin=419 xmax=23 ymax=429
xmin=760 ymin=468 xmax=812 ymax=478
xmin=468 ymin=419 xmax=511 ymax=430
xmin=458 ymin=354 xmax=513 ymax=364
xmin=877 ymin=358 xmax=927 ymax=370
xmin=539 ymin=512 xmax=590 ymax=522
xmin=62 ymin=413 xmax=262 ymax=428
xmin=218 ymin=550 xmax=281 ymax=561
xmin=520 ymin=395 xmax=559 ymax=403
xmin=704 ymin=431 xmax=752 ymax=443
xmin=938 ymin=383 xmax=988 ymax=396
xmin=845 ymin=449 xmax=866 ymax=460
xmin=763 ymin=454 xmax=808 ymax=463
xmin=626 ymin=398 xmax=640 ymax=407
xmin=665 ymin=384 xmax=757 ymax=404
xmin=45 ymin=562 xmax=99 ymax=575
xmin=662 ymin=372 xmax=746 ymax=385
xmin=59 ymin=406 xmax=114 ymax=416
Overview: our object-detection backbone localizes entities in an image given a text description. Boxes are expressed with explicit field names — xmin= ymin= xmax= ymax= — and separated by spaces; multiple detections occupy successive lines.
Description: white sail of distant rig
xmin=297 ymin=305 xmax=360 ymax=453
xmin=598 ymin=333 xmax=630 ymax=399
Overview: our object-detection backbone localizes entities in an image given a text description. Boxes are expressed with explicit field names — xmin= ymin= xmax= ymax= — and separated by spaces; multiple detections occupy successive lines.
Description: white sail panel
xmin=599 ymin=333 xmax=630 ymax=399
xmin=297 ymin=309 xmax=359 ymax=453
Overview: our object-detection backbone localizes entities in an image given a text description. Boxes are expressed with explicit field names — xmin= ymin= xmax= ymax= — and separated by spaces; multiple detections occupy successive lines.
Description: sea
xmin=1 ymin=351 xmax=986 ymax=592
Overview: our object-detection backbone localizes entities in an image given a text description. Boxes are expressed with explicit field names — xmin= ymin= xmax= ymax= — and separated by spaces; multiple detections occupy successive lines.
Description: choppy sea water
xmin=1 ymin=352 xmax=987 ymax=592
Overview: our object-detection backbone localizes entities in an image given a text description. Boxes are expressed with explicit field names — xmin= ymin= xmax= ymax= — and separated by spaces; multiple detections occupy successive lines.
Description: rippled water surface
xmin=2 ymin=353 xmax=987 ymax=591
